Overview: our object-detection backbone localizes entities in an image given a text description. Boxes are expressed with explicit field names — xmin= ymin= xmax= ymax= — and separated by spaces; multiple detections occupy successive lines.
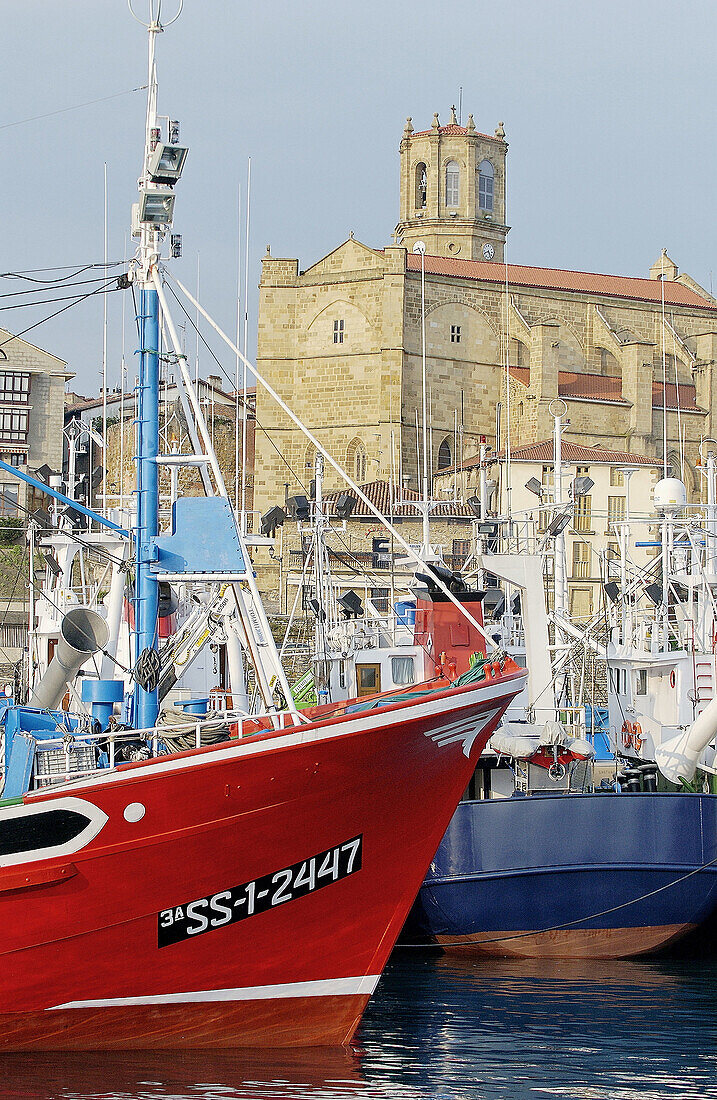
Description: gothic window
xmin=478 ymin=160 xmax=494 ymax=212
xmin=437 ymin=438 xmax=452 ymax=470
xmin=333 ymin=319 xmax=344 ymax=344
xmin=445 ymin=161 xmax=460 ymax=208
xmin=415 ymin=163 xmax=427 ymax=209
xmin=347 ymin=438 xmax=367 ymax=483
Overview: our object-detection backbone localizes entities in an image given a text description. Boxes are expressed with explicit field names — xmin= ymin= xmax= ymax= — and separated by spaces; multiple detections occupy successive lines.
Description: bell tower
xmin=395 ymin=108 xmax=509 ymax=262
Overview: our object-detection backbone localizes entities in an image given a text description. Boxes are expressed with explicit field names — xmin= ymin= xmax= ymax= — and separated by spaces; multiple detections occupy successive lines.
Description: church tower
xmin=395 ymin=108 xmax=509 ymax=261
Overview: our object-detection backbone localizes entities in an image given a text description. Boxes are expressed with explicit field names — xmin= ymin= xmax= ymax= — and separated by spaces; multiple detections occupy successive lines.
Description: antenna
xmin=458 ymin=86 xmax=463 ymax=125
xmin=128 ymin=0 xmax=184 ymax=29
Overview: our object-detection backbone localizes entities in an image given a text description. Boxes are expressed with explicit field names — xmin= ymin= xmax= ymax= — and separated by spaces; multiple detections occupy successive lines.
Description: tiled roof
xmin=412 ymin=124 xmax=499 ymax=140
xmin=439 ymin=440 xmax=662 ymax=473
xmin=322 ymin=480 xmax=474 ymax=518
xmin=509 ymin=368 xmax=702 ymax=410
xmin=405 ymin=253 xmax=717 ymax=310
xmin=559 ymin=371 xmax=624 ymax=402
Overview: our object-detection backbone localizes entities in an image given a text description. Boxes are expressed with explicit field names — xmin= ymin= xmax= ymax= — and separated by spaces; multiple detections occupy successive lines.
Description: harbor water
xmin=2 ymin=941 xmax=716 ymax=1100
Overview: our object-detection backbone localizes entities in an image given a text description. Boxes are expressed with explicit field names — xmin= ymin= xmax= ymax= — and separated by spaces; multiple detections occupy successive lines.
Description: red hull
xmin=0 ymin=672 xmax=523 ymax=1048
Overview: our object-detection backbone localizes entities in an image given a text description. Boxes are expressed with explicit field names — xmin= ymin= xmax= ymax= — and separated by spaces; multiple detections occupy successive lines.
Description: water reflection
xmin=357 ymin=950 xmax=717 ymax=1099
xmin=0 ymin=951 xmax=714 ymax=1099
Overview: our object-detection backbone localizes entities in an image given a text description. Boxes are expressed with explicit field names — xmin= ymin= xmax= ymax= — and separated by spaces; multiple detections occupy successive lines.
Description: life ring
xmin=621 ymin=719 xmax=644 ymax=752
xmin=669 ymin=669 xmax=676 ymax=689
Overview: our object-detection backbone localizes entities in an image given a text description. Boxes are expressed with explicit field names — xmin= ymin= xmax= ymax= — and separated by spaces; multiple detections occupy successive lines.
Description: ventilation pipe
xmin=654 ymin=695 xmax=717 ymax=785
xmin=28 ymin=608 xmax=109 ymax=711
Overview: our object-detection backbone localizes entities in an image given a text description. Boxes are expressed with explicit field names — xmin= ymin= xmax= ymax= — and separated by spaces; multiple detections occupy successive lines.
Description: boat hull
xmin=0 ymin=674 xmax=522 ymax=1049
xmin=407 ymin=792 xmax=717 ymax=959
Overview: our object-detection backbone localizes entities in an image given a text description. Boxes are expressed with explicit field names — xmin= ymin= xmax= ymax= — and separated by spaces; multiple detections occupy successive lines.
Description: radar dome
xmin=653 ymin=477 xmax=687 ymax=514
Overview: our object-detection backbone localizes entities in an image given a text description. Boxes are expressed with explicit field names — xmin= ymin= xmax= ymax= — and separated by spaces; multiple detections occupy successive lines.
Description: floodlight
xmin=32 ymin=507 xmax=52 ymax=529
xmin=139 ymin=189 xmax=176 ymax=225
xmin=286 ymin=494 xmax=310 ymax=521
xmin=547 ymin=513 xmax=571 ymax=536
xmin=525 ymin=477 xmax=543 ymax=498
xmin=466 ymin=495 xmax=482 ymax=517
xmin=572 ymin=476 xmax=595 ymax=497
xmin=334 ymin=493 xmax=357 ymax=520
xmin=148 ymin=143 xmax=189 ymax=186
xmin=260 ymin=505 xmax=286 ymax=538
xmin=645 ymin=583 xmax=663 ymax=606
xmin=338 ymin=591 xmax=364 ymax=619
xmin=35 ymin=464 xmax=56 ymax=485
xmin=603 ymin=581 xmax=620 ymax=604
xmin=308 ymin=598 xmax=326 ymax=622
xmin=44 ymin=553 xmax=61 ymax=578
xmin=477 ymin=521 xmax=498 ymax=537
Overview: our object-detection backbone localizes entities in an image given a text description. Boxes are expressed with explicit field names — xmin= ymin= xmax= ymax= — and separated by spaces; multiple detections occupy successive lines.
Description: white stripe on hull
xmin=48 ymin=973 xmax=382 ymax=1010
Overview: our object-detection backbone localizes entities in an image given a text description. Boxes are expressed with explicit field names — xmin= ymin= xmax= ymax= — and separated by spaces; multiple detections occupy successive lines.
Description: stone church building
xmin=254 ymin=109 xmax=717 ymax=517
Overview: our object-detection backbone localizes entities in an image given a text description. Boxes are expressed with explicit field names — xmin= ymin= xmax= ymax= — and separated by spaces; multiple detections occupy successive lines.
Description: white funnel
xmin=28 ymin=607 xmax=109 ymax=711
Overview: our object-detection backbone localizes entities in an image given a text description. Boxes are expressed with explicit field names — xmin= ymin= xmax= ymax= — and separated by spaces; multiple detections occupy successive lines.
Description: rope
xmin=402 ymin=850 xmax=717 ymax=949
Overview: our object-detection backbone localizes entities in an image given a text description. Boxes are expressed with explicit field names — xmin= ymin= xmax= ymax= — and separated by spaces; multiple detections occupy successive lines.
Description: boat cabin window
xmin=635 ymin=669 xmax=647 ymax=696
xmin=391 ymin=656 xmax=415 ymax=686
xmin=357 ymin=664 xmax=381 ymax=697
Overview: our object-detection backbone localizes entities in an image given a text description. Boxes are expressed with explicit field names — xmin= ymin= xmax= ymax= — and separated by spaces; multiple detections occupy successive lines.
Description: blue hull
xmin=407 ymin=792 xmax=717 ymax=958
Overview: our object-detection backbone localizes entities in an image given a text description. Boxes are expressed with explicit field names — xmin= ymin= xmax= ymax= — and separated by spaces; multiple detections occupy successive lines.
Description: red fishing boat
xmin=0 ymin=5 xmax=526 ymax=1048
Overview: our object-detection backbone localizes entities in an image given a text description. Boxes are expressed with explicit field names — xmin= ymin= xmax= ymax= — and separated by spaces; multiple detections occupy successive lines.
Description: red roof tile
xmin=653 ymin=381 xmax=700 ymax=411
xmin=509 ymin=368 xmax=703 ymax=410
xmin=405 ymin=253 xmax=717 ymax=310
xmin=322 ymin=480 xmax=474 ymax=518
xmin=440 ymin=440 xmax=662 ymax=473
xmin=411 ymin=125 xmax=500 ymax=141
xmin=559 ymin=371 xmax=624 ymax=402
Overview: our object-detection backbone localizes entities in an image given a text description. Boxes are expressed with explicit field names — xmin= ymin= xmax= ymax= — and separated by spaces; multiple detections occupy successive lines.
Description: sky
xmin=1 ymin=0 xmax=716 ymax=392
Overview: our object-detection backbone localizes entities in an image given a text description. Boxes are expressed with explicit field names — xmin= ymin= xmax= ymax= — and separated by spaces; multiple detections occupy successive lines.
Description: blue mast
xmin=134 ymin=285 xmax=160 ymax=727
xmin=130 ymin=5 xmax=186 ymax=728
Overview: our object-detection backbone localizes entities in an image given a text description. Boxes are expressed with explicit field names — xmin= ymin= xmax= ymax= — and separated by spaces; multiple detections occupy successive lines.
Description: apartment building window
xmin=0 ymin=372 xmax=30 ymax=404
xmin=572 ymin=541 xmax=590 ymax=579
xmin=450 ymin=325 xmax=461 ymax=343
xmin=0 ymin=410 xmax=28 ymax=443
xmin=0 ymin=483 xmax=18 ymax=516
xmin=333 ymin=319 xmax=344 ymax=344
xmin=610 ymin=467 xmax=624 ymax=487
xmin=573 ymin=494 xmax=591 ymax=532
xmin=452 ymin=538 xmax=471 ymax=568
xmin=569 ymin=586 xmax=593 ymax=621
xmin=607 ymin=495 xmax=626 ymax=529
xmin=7 ymin=453 xmax=24 ymax=467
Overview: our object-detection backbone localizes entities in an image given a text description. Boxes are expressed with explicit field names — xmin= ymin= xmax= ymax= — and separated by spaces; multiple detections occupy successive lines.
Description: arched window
xmin=437 ymin=438 xmax=452 ymax=470
xmin=445 ymin=161 xmax=460 ymax=208
xmin=477 ymin=159 xmax=494 ymax=212
xmin=347 ymin=438 xmax=367 ymax=483
xmin=415 ymin=162 xmax=427 ymax=209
